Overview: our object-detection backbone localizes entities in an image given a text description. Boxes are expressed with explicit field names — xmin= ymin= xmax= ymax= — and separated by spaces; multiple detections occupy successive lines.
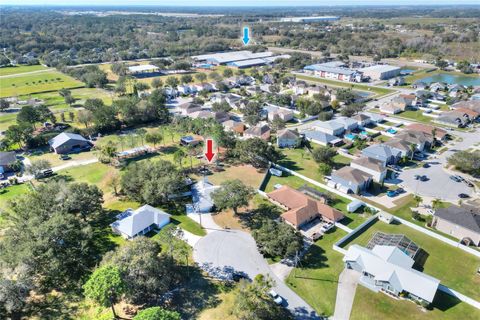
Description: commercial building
xmin=127 ymin=64 xmax=160 ymax=74
xmin=192 ymin=50 xmax=273 ymax=66
xmin=304 ymin=63 xmax=362 ymax=82
xmin=358 ymin=65 xmax=401 ymax=80
xmin=280 ymin=16 xmax=340 ymax=23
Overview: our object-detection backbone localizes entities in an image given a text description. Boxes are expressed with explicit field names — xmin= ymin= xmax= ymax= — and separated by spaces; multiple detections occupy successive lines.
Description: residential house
xmin=195 ymin=82 xmax=215 ymax=92
xmin=362 ymin=112 xmax=385 ymax=124
xmin=267 ymin=185 xmax=344 ymax=229
xmin=214 ymin=111 xmax=231 ymax=123
xmin=433 ymin=205 xmax=480 ymax=246
xmin=0 ymin=151 xmax=17 ymax=174
xmin=452 ymin=100 xmax=480 ymax=114
xmin=244 ymin=124 xmax=271 ymax=140
xmin=331 ymin=166 xmax=373 ymax=194
xmin=48 ymin=132 xmax=92 ymax=154
xmin=404 ymin=123 xmax=448 ymax=141
xmin=277 ymin=129 xmax=301 ymax=148
xmin=412 ymin=81 xmax=428 ymax=90
xmin=361 ymin=144 xmax=402 ymax=165
xmin=335 ymin=117 xmax=359 ymax=132
xmin=222 ymin=120 xmax=245 ymax=135
xmin=110 ymin=205 xmax=171 ymax=240
xmin=435 ymin=110 xmax=471 ymax=127
xmin=344 ymin=244 xmax=440 ymax=304
xmin=448 ymin=84 xmax=465 ymax=97
xmin=178 ymin=102 xmax=202 ymax=116
xmin=351 ymin=157 xmax=387 ymax=183
xmin=380 ymin=103 xmax=404 ymax=115
xmin=302 ymin=130 xmax=343 ymax=146
xmin=262 ymin=73 xmax=275 ymax=84
xmin=388 ymin=76 xmax=405 ymax=86
xmin=429 ymin=82 xmax=447 ymax=92
xmin=177 ymin=84 xmax=197 ymax=95
xmin=268 ymin=108 xmax=294 ymax=122
xmin=394 ymin=131 xmax=433 ymax=152
xmin=189 ymin=110 xmax=214 ymax=120
xmin=385 ymin=139 xmax=413 ymax=158
xmin=293 ymin=82 xmax=308 ymax=95
xmin=314 ymin=120 xmax=345 ymax=136
xmin=391 ymin=94 xmax=414 ymax=110
xmin=351 ymin=114 xmax=372 ymax=127
xmin=190 ymin=178 xmax=219 ymax=213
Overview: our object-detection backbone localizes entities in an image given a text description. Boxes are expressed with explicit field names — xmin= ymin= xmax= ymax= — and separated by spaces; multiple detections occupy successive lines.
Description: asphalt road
xmin=193 ymin=229 xmax=321 ymax=320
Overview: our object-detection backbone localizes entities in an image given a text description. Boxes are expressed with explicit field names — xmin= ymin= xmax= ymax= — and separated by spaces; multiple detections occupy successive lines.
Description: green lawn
xmin=263 ymin=173 xmax=367 ymax=229
xmin=0 ymin=70 xmax=84 ymax=97
xmin=293 ymin=74 xmax=395 ymax=97
xmin=286 ymin=228 xmax=348 ymax=317
xmin=344 ymin=220 xmax=480 ymax=300
xmin=0 ymin=65 xmax=49 ymax=76
xmin=351 ymin=285 xmax=480 ymax=320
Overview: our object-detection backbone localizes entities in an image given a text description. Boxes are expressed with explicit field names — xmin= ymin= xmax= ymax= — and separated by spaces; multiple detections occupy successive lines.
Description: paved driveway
xmin=333 ymin=269 xmax=360 ymax=320
xmin=193 ymin=229 xmax=320 ymax=320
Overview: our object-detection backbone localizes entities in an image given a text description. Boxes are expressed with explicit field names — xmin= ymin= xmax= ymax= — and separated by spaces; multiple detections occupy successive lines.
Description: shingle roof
xmin=110 ymin=205 xmax=171 ymax=238
xmin=0 ymin=151 xmax=16 ymax=166
xmin=302 ymin=130 xmax=341 ymax=144
xmin=277 ymin=129 xmax=299 ymax=140
xmin=404 ymin=124 xmax=447 ymax=139
xmin=351 ymin=157 xmax=386 ymax=172
xmin=245 ymin=124 xmax=271 ymax=136
xmin=434 ymin=205 xmax=480 ymax=234
xmin=332 ymin=166 xmax=372 ymax=184
xmin=49 ymin=132 xmax=89 ymax=149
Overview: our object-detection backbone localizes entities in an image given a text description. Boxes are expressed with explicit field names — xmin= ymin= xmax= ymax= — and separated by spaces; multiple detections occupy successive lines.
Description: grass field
xmin=0 ymin=183 xmax=32 ymax=211
xmin=343 ymin=220 xmax=480 ymax=301
xmin=0 ymin=65 xmax=49 ymax=76
xmin=351 ymin=285 xmax=480 ymax=320
xmin=203 ymin=164 xmax=266 ymax=189
xmin=293 ymin=74 xmax=395 ymax=97
xmin=0 ymin=70 xmax=84 ymax=97
xmin=286 ymin=228 xmax=348 ymax=317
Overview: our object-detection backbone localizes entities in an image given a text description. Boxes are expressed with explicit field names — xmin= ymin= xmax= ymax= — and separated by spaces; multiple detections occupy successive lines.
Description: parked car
xmin=232 ymin=272 xmax=249 ymax=282
xmin=269 ymin=290 xmax=283 ymax=305
xmin=321 ymin=222 xmax=335 ymax=233
xmin=59 ymin=154 xmax=71 ymax=160
xmin=463 ymin=180 xmax=474 ymax=188
xmin=449 ymin=175 xmax=462 ymax=182
xmin=422 ymin=163 xmax=430 ymax=168
xmin=414 ymin=175 xmax=420 ymax=180
xmin=396 ymin=188 xmax=405 ymax=194
xmin=312 ymin=232 xmax=323 ymax=241
xmin=419 ymin=175 xmax=428 ymax=181
xmin=387 ymin=190 xmax=397 ymax=197
xmin=458 ymin=193 xmax=470 ymax=199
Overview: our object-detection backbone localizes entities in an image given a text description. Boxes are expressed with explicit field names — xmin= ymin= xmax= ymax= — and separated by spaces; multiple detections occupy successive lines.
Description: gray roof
xmin=0 ymin=151 xmax=16 ymax=166
xmin=362 ymin=144 xmax=402 ymax=160
xmin=245 ymin=124 xmax=271 ymax=136
xmin=352 ymin=156 xmax=386 ymax=172
xmin=302 ymin=130 xmax=341 ymax=145
xmin=435 ymin=205 xmax=480 ymax=234
xmin=49 ymin=132 xmax=89 ymax=149
xmin=332 ymin=166 xmax=372 ymax=184
xmin=277 ymin=129 xmax=299 ymax=140
xmin=314 ymin=120 xmax=344 ymax=132
xmin=344 ymin=244 xmax=440 ymax=303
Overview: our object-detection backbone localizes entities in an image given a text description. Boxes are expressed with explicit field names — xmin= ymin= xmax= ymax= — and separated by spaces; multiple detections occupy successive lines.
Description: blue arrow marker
xmin=242 ymin=27 xmax=250 ymax=45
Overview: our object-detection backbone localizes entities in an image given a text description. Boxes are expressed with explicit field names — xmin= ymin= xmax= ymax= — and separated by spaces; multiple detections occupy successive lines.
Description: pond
xmin=400 ymin=69 xmax=415 ymax=75
xmin=418 ymin=73 xmax=480 ymax=86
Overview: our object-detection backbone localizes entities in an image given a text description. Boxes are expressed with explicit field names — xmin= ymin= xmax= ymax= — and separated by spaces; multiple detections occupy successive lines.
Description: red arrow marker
xmin=204 ymin=139 xmax=215 ymax=162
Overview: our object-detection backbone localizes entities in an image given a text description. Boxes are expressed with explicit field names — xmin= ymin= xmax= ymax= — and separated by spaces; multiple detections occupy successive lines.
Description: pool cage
xmin=367 ymin=232 xmax=420 ymax=259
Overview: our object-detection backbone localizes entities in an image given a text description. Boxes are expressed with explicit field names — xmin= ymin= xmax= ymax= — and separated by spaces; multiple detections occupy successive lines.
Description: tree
xmin=209 ymin=71 xmax=222 ymax=81
xmin=135 ymin=82 xmax=151 ymax=93
xmin=136 ymin=128 xmax=147 ymax=146
xmin=318 ymin=163 xmax=332 ymax=176
xmin=180 ymin=74 xmax=193 ymax=84
xmin=17 ymin=105 xmax=40 ymax=129
xmin=233 ymin=274 xmax=291 ymax=320
xmin=242 ymin=101 xmax=262 ymax=126
xmin=211 ymin=101 xmax=232 ymax=113
xmin=121 ymin=160 xmax=184 ymax=205
xmin=456 ymin=60 xmax=473 ymax=74
xmin=435 ymin=58 xmax=449 ymax=70
xmin=165 ymin=76 xmax=179 ymax=88
xmin=223 ymin=68 xmax=233 ymax=77
xmin=100 ymin=144 xmax=117 ymax=161
xmin=409 ymin=143 xmax=416 ymax=160
xmin=312 ymin=146 xmax=337 ymax=165
xmin=77 ymin=109 xmax=94 ymax=128
xmin=133 ymin=307 xmax=181 ymax=320
xmin=84 ymin=98 xmax=104 ymax=111
xmin=0 ymin=98 xmax=10 ymax=111
xmin=26 ymin=159 xmax=51 ymax=178
xmin=432 ymin=198 xmax=442 ymax=210
xmin=195 ymin=72 xmax=207 ymax=82
xmin=211 ymin=179 xmax=255 ymax=215
xmin=173 ymin=149 xmax=186 ymax=169
xmin=64 ymin=183 xmax=104 ymax=220
xmin=252 ymin=219 xmax=303 ymax=259
xmin=336 ymin=89 xmax=356 ymax=104
xmin=151 ymin=78 xmax=163 ymax=89
xmin=235 ymin=138 xmax=281 ymax=168
xmin=4 ymin=123 xmax=33 ymax=148
xmin=448 ymin=150 xmax=480 ymax=176
xmin=146 ymin=131 xmax=163 ymax=148
xmin=83 ymin=265 xmax=125 ymax=319
xmin=111 ymin=62 xmax=128 ymax=76
xmin=341 ymin=103 xmax=364 ymax=117
xmin=101 ymin=237 xmax=179 ymax=305
xmin=270 ymin=116 xmax=286 ymax=132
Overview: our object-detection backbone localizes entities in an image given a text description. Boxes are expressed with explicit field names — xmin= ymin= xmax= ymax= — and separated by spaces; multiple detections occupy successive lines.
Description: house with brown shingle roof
xmin=404 ymin=123 xmax=448 ymax=141
xmin=244 ymin=124 xmax=271 ymax=140
xmin=267 ymin=186 xmax=344 ymax=228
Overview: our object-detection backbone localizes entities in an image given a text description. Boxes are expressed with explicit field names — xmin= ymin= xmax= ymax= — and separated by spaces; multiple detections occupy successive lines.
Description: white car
xmin=321 ymin=222 xmax=335 ymax=233
xmin=269 ymin=290 xmax=283 ymax=305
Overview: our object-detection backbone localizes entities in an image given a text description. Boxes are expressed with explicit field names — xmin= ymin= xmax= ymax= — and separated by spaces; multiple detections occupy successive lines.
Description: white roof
xmin=192 ymin=50 xmax=273 ymax=64
xmin=111 ymin=205 xmax=171 ymax=238
xmin=48 ymin=132 xmax=89 ymax=149
xmin=344 ymin=245 xmax=440 ymax=302
xmin=128 ymin=64 xmax=159 ymax=72
xmin=229 ymin=58 xmax=269 ymax=67
xmin=314 ymin=120 xmax=344 ymax=132
xmin=335 ymin=117 xmax=358 ymax=128
xmin=192 ymin=178 xmax=219 ymax=213
xmin=359 ymin=65 xmax=401 ymax=73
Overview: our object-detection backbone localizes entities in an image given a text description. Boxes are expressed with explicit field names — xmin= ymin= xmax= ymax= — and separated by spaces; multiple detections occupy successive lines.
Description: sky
xmin=0 ymin=0 xmax=478 ymax=6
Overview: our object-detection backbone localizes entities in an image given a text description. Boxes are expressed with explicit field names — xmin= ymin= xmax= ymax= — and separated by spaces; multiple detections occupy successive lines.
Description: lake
xmin=419 ymin=73 xmax=480 ymax=86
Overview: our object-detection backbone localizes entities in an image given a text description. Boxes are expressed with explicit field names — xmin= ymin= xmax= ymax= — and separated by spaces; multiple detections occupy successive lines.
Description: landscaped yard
xmin=342 ymin=220 xmax=480 ymax=300
xmin=350 ymin=285 xmax=480 ymax=320
xmin=0 ymin=70 xmax=84 ymax=97
xmin=286 ymin=228 xmax=348 ymax=317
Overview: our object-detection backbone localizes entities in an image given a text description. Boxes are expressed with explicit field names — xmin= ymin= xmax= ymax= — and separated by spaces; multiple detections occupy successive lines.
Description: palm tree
xmin=413 ymin=194 xmax=422 ymax=207
xmin=432 ymin=198 xmax=442 ymax=210
xmin=409 ymin=143 xmax=416 ymax=160
xmin=431 ymin=128 xmax=437 ymax=149
xmin=173 ymin=149 xmax=186 ymax=169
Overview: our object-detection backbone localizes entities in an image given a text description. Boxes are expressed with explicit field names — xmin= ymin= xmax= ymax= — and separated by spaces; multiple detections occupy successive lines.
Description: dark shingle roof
xmin=0 ymin=151 xmax=16 ymax=166
xmin=434 ymin=205 xmax=480 ymax=234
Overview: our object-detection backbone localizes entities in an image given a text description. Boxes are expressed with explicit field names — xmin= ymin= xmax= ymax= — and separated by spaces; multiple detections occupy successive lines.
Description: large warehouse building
xmin=192 ymin=50 xmax=290 ymax=68
xmin=304 ymin=62 xmax=362 ymax=82
xmin=358 ymin=65 xmax=401 ymax=80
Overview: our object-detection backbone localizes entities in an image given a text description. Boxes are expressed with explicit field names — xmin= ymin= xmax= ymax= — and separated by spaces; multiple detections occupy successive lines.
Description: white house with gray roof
xmin=302 ymin=130 xmax=343 ymax=146
xmin=344 ymin=244 xmax=440 ymax=304
xmin=361 ymin=144 xmax=402 ymax=165
xmin=331 ymin=166 xmax=373 ymax=194
xmin=351 ymin=157 xmax=387 ymax=183
xmin=48 ymin=132 xmax=92 ymax=154
xmin=313 ymin=120 xmax=345 ymax=136
xmin=110 ymin=205 xmax=171 ymax=240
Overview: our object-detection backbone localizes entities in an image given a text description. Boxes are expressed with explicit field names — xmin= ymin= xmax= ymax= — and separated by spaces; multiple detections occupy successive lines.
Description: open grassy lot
xmin=263 ymin=172 xmax=368 ymax=229
xmin=293 ymin=74 xmax=395 ymax=97
xmin=0 ymin=70 xmax=84 ymax=97
xmin=0 ymin=65 xmax=49 ymax=76
xmin=202 ymin=164 xmax=266 ymax=189
xmin=343 ymin=220 xmax=480 ymax=300
xmin=286 ymin=228 xmax=348 ymax=317
xmin=351 ymin=285 xmax=480 ymax=320
xmin=0 ymin=183 xmax=32 ymax=213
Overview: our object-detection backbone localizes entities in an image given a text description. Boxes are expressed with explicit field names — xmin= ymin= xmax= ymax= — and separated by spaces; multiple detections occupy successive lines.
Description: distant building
xmin=304 ymin=63 xmax=362 ymax=82
xmin=277 ymin=129 xmax=301 ymax=148
xmin=110 ymin=205 xmax=171 ymax=240
xmin=358 ymin=65 xmax=401 ymax=80
xmin=178 ymin=102 xmax=202 ymax=115
xmin=244 ymin=124 xmax=271 ymax=140
xmin=280 ymin=16 xmax=340 ymax=23
xmin=0 ymin=151 xmax=17 ymax=174
xmin=192 ymin=50 xmax=274 ymax=66
xmin=433 ymin=205 xmax=480 ymax=246
xmin=127 ymin=64 xmax=160 ymax=74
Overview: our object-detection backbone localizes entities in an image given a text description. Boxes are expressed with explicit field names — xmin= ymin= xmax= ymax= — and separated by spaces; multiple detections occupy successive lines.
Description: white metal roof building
xmin=344 ymin=244 xmax=440 ymax=303
xmin=192 ymin=50 xmax=274 ymax=65
xmin=127 ymin=64 xmax=160 ymax=74
xmin=280 ymin=16 xmax=340 ymax=23
xmin=227 ymin=58 xmax=271 ymax=69
xmin=358 ymin=65 xmax=401 ymax=80
xmin=110 ymin=205 xmax=171 ymax=239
